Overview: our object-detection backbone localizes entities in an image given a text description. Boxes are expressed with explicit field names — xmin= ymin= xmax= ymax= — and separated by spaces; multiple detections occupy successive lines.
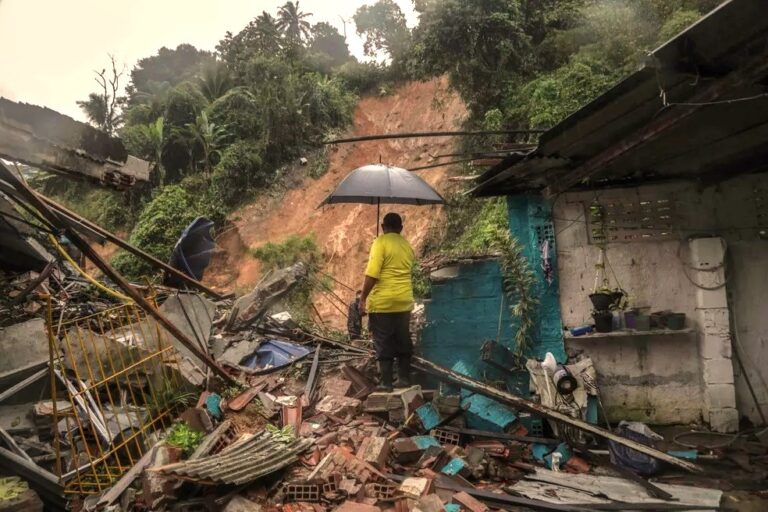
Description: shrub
xmin=250 ymin=234 xmax=320 ymax=271
xmin=335 ymin=61 xmax=389 ymax=94
xmin=211 ymin=141 xmax=268 ymax=207
xmin=112 ymin=185 xmax=202 ymax=280
xmin=166 ymin=422 xmax=204 ymax=455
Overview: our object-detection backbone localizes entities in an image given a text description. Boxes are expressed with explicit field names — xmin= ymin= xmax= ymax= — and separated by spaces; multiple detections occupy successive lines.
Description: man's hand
xmin=359 ymin=297 xmax=367 ymax=316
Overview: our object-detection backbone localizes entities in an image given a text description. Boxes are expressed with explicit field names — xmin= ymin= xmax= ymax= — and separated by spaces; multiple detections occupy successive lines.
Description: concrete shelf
xmin=565 ymin=328 xmax=694 ymax=340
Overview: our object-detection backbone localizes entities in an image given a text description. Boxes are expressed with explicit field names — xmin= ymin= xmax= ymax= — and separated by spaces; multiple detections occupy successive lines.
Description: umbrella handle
xmin=377 ymin=198 xmax=380 ymax=237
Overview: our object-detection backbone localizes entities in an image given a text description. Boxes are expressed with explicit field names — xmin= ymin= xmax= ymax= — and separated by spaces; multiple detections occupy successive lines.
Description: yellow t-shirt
xmin=365 ymin=232 xmax=415 ymax=313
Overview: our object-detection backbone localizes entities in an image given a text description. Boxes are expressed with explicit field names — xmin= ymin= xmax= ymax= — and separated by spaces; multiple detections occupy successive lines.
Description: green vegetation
xmin=112 ymin=186 xmax=203 ymax=280
xmin=266 ymin=424 xmax=296 ymax=443
xmin=166 ymin=422 xmax=204 ymax=455
xmin=250 ymin=234 xmax=321 ymax=271
xmin=59 ymin=0 xmax=716 ymax=290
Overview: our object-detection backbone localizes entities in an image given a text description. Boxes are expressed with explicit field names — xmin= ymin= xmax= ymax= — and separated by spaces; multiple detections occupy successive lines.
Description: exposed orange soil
xmin=204 ymin=77 xmax=467 ymax=327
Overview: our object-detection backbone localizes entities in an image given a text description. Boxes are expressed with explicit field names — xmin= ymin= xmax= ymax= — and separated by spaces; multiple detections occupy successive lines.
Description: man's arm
xmin=360 ymin=275 xmax=377 ymax=316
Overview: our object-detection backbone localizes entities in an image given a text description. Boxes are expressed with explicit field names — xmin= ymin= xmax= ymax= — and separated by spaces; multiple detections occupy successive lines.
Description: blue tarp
xmin=241 ymin=339 xmax=312 ymax=372
xmin=165 ymin=217 xmax=215 ymax=287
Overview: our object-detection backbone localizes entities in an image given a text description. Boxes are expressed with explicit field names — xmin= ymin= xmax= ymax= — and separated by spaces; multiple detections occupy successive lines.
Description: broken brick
xmin=398 ymin=477 xmax=433 ymax=498
xmin=392 ymin=438 xmax=423 ymax=464
xmin=316 ymin=396 xmax=362 ymax=417
xmin=321 ymin=377 xmax=353 ymax=398
xmin=451 ymin=491 xmax=488 ymax=512
xmin=356 ymin=436 xmax=390 ymax=469
xmin=334 ymin=501 xmax=381 ymax=512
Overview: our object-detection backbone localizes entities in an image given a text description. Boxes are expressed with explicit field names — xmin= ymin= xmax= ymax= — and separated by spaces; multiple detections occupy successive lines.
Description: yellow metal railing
xmin=46 ymin=298 xmax=189 ymax=495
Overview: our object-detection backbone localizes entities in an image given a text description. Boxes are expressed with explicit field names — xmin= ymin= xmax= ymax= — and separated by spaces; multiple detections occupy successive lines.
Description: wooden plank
xmin=412 ymin=356 xmax=703 ymax=473
xmin=0 ymin=367 xmax=48 ymax=404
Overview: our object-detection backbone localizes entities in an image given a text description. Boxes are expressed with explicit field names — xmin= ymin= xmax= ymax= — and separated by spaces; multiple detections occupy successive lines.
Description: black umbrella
xmin=319 ymin=164 xmax=445 ymax=234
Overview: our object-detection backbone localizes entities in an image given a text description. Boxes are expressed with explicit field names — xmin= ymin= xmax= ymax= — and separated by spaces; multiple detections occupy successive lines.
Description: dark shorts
xmin=368 ymin=311 xmax=412 ymax=360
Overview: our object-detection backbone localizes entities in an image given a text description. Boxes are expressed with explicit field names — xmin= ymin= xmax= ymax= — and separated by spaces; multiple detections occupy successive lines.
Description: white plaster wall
xmin=554 ymin=175 xmax=768 ymax=425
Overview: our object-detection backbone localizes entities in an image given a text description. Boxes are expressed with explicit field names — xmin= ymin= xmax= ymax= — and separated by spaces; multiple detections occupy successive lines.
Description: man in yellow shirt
xmin=360 ymin=212 xmax=415 ymax=391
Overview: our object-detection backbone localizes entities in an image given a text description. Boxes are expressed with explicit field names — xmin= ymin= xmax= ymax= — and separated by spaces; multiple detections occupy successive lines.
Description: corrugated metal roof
xmin=473 ymin=0 xmax=768 ymax=197
xmin=157 ymin=431 xmax=314 ymax=485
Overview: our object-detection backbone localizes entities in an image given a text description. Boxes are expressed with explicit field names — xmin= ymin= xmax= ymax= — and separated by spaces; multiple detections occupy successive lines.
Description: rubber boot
xmin=395 ymin=355 xmax=411 ymax=388
xmin=376 ymin=359 xmax=394 ymax=392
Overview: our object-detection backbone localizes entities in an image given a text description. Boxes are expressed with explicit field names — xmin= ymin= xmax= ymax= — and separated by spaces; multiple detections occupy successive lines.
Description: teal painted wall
xmin=507 ymin=195 xmax=566 ymax=362
xmin=421 ymin=195 xmax=566 ymax=391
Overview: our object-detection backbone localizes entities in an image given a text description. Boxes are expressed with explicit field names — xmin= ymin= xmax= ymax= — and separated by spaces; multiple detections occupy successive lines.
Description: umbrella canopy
xmin=165 ymin=217 xmax=215 ymax=287
xmin=319 ymin=164 xmax=445 ymax=206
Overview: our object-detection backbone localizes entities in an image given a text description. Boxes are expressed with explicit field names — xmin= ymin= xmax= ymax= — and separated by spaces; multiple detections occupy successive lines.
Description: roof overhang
xmin=473 ymin=0 xmax=768 ymax=197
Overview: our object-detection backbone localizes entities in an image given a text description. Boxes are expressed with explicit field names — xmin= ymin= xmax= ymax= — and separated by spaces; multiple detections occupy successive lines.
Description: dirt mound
xmin=205 ymin=77 xmax=467 ymax=326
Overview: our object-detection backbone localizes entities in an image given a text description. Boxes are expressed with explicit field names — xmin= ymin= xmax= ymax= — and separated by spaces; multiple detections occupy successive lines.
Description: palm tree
xmin=197 ymin=63 xmax=233 ymax=103
xmin=277 ymin=1 xmax=312 ymax=45
xmin=255 ymin=11 xmax=283 ymax=53
xmin=182 ymin=112 xmax=229 ymax=175
xmin=139 ymin=117 xmax=166 ymax=184
xmin=77 ymin=93 xmax=109 ymax=129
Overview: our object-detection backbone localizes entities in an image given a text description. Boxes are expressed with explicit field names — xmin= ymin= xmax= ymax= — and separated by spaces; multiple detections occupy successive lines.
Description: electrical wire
xmin=48 ymin=234 xmax=132 ymax=302
xmin=676 ymin=237 xmax=728 ymax=291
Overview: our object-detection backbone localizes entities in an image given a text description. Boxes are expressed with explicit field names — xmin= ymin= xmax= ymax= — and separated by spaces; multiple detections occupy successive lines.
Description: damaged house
xmin=442 ymin=0 xmax=768 ymax=434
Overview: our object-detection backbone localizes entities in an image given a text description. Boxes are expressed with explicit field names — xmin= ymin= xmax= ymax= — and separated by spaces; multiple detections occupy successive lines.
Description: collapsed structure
xmin=1 ymin=1 xmax=768 ymax=510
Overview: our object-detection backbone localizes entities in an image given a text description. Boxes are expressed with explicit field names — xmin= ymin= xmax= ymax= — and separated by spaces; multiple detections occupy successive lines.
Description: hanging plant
xmin=489 ymin=229 xmax=538 ymax=355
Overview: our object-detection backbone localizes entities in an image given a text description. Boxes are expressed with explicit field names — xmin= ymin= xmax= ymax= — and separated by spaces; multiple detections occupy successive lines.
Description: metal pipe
xmin=34 ymin=192 xmax=225 ymax=300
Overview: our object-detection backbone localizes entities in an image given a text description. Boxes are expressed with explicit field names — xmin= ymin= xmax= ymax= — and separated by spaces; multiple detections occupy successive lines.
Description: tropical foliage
xmin=63 ymin=0 xmax=718 ymax=287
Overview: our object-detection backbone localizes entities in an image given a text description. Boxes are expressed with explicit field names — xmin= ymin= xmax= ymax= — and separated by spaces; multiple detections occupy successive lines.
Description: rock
xmin=224 ymin=495 xmax=263 ymax=512
xmin=315 ymin=395 xmax=361 ymax=417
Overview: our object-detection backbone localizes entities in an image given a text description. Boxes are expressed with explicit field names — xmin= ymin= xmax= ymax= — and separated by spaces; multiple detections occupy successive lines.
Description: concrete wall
xmin=554 ymin=174 xmax=768 ymax=427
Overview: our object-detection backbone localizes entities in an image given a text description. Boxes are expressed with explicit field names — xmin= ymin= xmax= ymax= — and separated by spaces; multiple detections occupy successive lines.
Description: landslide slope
xmin=205 ymin=77 xmax=467 ymax=326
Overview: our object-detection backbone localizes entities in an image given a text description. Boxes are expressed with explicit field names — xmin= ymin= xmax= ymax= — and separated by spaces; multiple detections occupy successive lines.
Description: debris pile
xmin=0 ymin=162 xmax=766 ymax=511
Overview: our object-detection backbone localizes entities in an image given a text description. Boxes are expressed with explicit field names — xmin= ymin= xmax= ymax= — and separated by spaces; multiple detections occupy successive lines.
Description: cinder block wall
xmin=554 ymin=175 xmax=768 ymax=429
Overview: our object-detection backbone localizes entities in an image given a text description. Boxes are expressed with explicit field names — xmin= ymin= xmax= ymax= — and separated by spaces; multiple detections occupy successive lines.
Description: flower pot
xmin=635 ymin=314 xmax=651 ymax=331
xmin=624 ymin=310 xmax=638 ymax=329
xmin=589 ymin=293 xmax=613 ymax=311
xmin=667 ymin=313 xmax=686 ymax=330
xmin=593 ymin=311 xmax=613 ymax=333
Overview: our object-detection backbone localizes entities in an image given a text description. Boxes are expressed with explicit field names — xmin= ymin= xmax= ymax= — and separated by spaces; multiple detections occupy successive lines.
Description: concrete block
xmin=0 ymin=319 xmax=48 ymax=379
xmin=695 ymin=287 xmax=728 ymax=309
xmin=398 ymin=477 xmax=433 ymax=499
xmin=699 ymin=333 xmax=732 ymax=359
xmin=705 ymin=384 xmax=737 ymax=410
xmin=703 ymin=358 xmax=735 ymax=384
xmin=697 ymin=308 xmax=730 ymax=335
xmin=709 ymin=408 xmax=739 ymax=433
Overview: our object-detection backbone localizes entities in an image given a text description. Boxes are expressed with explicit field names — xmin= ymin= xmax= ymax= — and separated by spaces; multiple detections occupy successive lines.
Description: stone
xmin=709 ymin=408 xmax=739 ymax=433
xmin=356 ymin=436 xmax=390 ymax=469
xmin=703 ymin=358 xmax=735 ymax=384
xmin=229 ymin=262 xmax=308 ymax=329
xmin=451 ymin=491 xmax=488 ymax=512
xmin=224 ymin=495 xmax=263 ymax=512
xmin=705 ymin=384 xmax=737 ymax=410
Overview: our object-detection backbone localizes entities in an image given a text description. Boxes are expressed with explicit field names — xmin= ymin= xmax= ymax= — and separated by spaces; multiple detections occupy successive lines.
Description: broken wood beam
xmin=9 ymin=260 xmax=56 ymax=306
xmin=411 ymin=356 xmax=702 ymax=473
xmin=34 ymin=192 xmax=225 ymax=300
xmin=0 ymin=165 xmax=235 ymax=384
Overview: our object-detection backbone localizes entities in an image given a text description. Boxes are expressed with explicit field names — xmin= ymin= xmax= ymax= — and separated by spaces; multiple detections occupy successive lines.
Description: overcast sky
xmin=0 ymin=0 xmax=416 ymax=121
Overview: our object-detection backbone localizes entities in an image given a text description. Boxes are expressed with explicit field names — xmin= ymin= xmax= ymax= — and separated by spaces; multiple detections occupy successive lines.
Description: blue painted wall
xmin=421 ymin=195 xmax=566 ymax=394
xmin=507 ymin=195 xmax=566 ymax=362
